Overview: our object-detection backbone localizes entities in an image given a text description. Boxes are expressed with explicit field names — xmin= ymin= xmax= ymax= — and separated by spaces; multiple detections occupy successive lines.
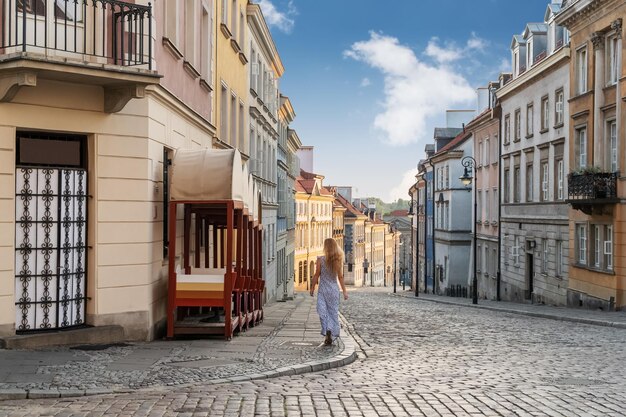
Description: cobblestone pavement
xmin=1 ymin=288 xmax=626 ymax=416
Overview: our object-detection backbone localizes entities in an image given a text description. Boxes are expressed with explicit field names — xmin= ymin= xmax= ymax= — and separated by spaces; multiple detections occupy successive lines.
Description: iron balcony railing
xmin=567 ymin=171 xmax=619 ymax=201
xmin=1 ymin=0 xmax=152 ymax=68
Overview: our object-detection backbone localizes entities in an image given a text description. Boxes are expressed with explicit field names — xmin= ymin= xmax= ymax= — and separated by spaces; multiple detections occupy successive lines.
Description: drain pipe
xmin=427 ymin=158 xmax=436 ymax=295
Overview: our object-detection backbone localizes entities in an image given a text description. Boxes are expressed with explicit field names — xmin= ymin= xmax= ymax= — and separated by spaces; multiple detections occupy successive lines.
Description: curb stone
xmin=392 ymin=292 xmax=626 ymax=330
xmin=0 ymin=390 xmax=28 ymax=401
xmin=27 ymin=389 xmax=60 ymax=399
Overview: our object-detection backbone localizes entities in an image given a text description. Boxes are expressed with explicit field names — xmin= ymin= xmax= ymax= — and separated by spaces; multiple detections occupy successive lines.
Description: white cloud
xmin=258 ymin=0 xmax=296 ymax=33
xmin=425 ymin=37 xmax=463 ymax=64
xmin=467 ymin=32 xmax=488 ymax=51
xmin=360 ymin=77 xmax=371 ymax=87
xmin=344 ymin=32 xmax=476 ymax=146
xmin=389 ymin=168 xmax=419 ymax=202
xmin=498 ymin=57 xmax=510 ymax=72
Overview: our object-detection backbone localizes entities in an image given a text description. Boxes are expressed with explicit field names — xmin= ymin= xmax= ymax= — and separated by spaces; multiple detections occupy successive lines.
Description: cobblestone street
xmin=1 ymin=288 xmax=625 ymax=416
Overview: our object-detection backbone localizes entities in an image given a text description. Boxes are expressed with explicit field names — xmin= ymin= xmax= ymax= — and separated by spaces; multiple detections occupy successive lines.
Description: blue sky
xmin=259 ymin=0 xmax=553 ymax=202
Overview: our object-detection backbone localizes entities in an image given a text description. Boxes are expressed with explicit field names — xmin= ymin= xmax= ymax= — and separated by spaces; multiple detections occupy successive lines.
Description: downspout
xmin=414 ymin=181 xmax=419 ymax=297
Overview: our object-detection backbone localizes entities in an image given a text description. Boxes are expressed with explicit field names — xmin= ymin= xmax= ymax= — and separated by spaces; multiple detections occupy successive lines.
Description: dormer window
xmin=527 ymin=40 xmax=533 ymax=68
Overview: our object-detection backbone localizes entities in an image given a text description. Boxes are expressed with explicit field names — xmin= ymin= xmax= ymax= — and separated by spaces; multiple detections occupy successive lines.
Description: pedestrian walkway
xmin=394 ymin=290 xmax=626 ymax=328
xmin=0 ymin=293 xmax=357 ymax=400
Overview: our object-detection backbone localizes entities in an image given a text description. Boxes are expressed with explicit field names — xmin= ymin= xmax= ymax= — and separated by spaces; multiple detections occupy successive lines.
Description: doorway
xmin=526 ymin=253 xmax=534 ymax=300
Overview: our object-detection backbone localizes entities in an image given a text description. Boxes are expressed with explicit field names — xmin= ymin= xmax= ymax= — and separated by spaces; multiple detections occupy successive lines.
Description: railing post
xmin=21 ymin=0 xmax=26 ymax=51
xmin=148 ymin=2 xmax=152 ymax=70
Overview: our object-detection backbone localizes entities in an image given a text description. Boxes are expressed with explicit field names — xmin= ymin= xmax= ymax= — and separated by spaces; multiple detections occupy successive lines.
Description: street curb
xmin=392 ymin=292 xmax=626 ymax=330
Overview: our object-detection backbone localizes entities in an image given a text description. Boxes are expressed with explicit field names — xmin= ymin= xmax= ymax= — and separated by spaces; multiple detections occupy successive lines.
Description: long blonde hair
xmin=323 ymin=238 xmax=344 ymax=276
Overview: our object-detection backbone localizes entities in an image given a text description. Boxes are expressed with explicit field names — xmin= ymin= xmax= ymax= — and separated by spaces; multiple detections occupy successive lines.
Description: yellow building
xmin=215 ymin=0 xmax=249 ymax=155
xmin=556 ymin=1 xmax=626 ymax=310
xmin=294 ymin=171 xmax=334 ymax=291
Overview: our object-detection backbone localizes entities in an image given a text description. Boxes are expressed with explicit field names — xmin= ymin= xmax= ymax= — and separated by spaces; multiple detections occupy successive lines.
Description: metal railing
xmin=1 ymin=0 xmax=152 ymax=68
xmin=567 ymin=171 xmax=618 ymax=201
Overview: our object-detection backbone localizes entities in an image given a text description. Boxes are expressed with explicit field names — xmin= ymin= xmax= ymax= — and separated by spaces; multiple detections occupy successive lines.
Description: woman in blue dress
xmin=309 ymin=238 xmax=349 ymax=345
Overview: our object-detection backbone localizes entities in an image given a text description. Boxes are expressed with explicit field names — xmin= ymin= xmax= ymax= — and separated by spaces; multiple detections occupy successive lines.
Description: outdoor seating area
xmin=167 ymin=149 xmax=264 ymax=340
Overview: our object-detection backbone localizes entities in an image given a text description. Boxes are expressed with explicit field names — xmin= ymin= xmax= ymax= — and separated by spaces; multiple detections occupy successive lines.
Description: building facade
xmin=1 ymin=1 xmax=224 ymax=339
xmin=556 ymin=0 xmax=625 ymax=310
xmin=247 ymin=3 xmax=282 ymax=302
xmin=294 ymin=171 xmax=334 ymax=291
xmin=468 ymin=85 xmax=502 ymax=300
xmin=498 ymin=5 xmax=571 ymax=306
xmin=276 ymin=97 xmax=298 ymax=301
xmin=384 ymin=211 xmax=413 ymax=287
xmin=335 ymin=189 xmax=367 ymax=287
xmin=431 ymin=133 xmax=474 ymax=294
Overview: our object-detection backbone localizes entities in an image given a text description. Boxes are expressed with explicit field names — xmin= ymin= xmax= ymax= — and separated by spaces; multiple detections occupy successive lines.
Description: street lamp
xmin=460 ymin=156 xmax=478 ymax=305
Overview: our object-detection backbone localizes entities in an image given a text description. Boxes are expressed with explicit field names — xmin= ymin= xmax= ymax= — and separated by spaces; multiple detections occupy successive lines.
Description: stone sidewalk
xmin=0 ymin=293 xmax=357 ymax=400
xmin=394 ymin=289 xmax=626 ymax=328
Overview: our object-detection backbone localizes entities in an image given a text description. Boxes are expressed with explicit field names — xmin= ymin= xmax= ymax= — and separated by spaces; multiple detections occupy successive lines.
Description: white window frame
xmin=577 ymin=224 xmax=587 ymax=265
xmin=526 ymin=163 xmax=533 ymax=202
xmin=541 ymin=96 xmax=549 ymax=131
xmin=577 ymin=127 xmax=587 ymax=169
xmin=576 ymin=46 xmax=588 ymax=95
xmin=555 ymin=89 xmax=564 ymax=126
xmin=605 ymin=225 xmax=613 ymax=271
xmin=593 ymin=225 xmax=601 ymax=268
xmin=515 ymin=109 xmax=521 ymax=140
xmin=609 ymin=120 xmax=617 ymax=172
xmin=526 ymin=103 xmax=533 ymax=137
xmin=541 ymin=162 xmax=549 ymax=202
xmin=607 ymin=35 xmax=619 ymax=86
xmin=557 ymin=159 xmax=564 ymax=200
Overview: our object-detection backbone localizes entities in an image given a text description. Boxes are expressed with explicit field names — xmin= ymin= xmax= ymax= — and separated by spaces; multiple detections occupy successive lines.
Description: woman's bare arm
xmin=310 ymin=258 xmax=321 ymax=296
xmin=338 ymin=270 xmax=348 ymax=300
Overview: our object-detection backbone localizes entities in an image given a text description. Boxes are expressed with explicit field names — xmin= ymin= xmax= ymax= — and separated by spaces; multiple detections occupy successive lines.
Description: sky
xmin=258 ymin=0 xmax=554 ymax=203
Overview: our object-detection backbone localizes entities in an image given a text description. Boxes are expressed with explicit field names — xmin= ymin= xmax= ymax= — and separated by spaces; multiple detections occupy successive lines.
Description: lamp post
xmin=460 ymin=156 xmax=478 ymax=305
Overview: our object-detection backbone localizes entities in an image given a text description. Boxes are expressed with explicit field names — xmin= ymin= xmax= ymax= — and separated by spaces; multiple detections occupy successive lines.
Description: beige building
xmin=294 ymin=170 xmax=334 ymax=291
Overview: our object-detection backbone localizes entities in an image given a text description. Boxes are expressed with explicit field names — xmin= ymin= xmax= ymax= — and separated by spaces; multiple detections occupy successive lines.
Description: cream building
xmin=0 ymin=1 xmax=230 ymax=341
xmin=294 ymin=171 xmax=334 ymax=291
xmin=247 ymin=2 xmax=282 ymax=302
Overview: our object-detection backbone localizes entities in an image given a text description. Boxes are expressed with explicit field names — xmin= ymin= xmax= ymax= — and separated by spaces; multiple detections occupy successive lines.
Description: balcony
xmin=567 ymin=171 xmax=619 ymax=215
xmin=1 ymin=0 xmax=159 ymax=112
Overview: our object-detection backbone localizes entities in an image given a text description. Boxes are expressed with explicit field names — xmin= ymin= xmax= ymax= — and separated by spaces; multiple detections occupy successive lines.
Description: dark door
xmin=526 ymin=253 xmax=534 ymax=300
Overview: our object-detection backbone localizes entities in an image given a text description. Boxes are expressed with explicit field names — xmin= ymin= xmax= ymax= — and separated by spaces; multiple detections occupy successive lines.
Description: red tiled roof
xmin=335 ymin=193 xmax=365 ymax=218
xmin=390 ymin=210 xmax=409 ymax=217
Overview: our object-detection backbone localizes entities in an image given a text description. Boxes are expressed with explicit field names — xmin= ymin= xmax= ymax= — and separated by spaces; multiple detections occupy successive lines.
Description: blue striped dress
xmin=317 ymin=256 xmax=341 ymax=339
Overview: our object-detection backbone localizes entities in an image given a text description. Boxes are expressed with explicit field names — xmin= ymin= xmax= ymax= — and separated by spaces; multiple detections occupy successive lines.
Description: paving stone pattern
xmin=1 ymin=288 xmax=626 ymax=416
xmin=0 ymin=294 xmax=341 ymax=392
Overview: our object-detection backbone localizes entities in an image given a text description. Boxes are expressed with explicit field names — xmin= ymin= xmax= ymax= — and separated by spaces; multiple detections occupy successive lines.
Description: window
xmin=514 ymin=109 xmax=521 ymax=141
xmin=576 ymin=47 xmax=588 ymax=95
xmin=477 ymin=190 xmax=482 ymax=223
xmin=526 ymin=103 xmax=533 ymax=137
xmin=478 ymin=141 xmax=483 ymax=166
xmin=556 ymin=240 xmax=563 ymax=277
xmin=605 ymin=225 xmax=613 ymax=271
xmin=221 ymin=0 xmax=228 ymax=26
xmin=239 ymin=11 xmax=245 ymax=47
xmin=526 ymin=164 xmax=533 ymax=202
xmin=555 ymin=89 xmax=564 ymax=126
xmin=557 ymin=159 xmax=564 ymax=200
xmin=608 ymin=120 xmax=617 ymax=172
xmin=230 ymin=94 xmax=237 ymax=145
xmin=576 ymin=127 xmax=587 ymax=169
xmin=503 ymin=168 xmax=510 ymax=203
xmin=220 ymin=84 xmax=228 ymax=140
xmin=444 ymin=165 xmax=449 ymax=188
xmin=593 ymin=225 xmax=601 ymax=268
xmin=514 ymin=236 xmax=522 ymax=266
xmin=485 ymin=190 xmax=490 ymax=221
xmin=492 ymin=248 xmax=497 ymax=276
xmin=577 ymin=224 xmax=587 ymax=265
xmin=200 ymin=5 xmax=213 ymax=83
xmin=185 ymin=0 xmax=197 ymax=66
xmin=492 ymin=188 xmax=498 ymax=222
xmin=485 ymin=138 xmax=490 ymax=165
xmin=513 ymin=166 xmax=521 ymax=203
xmin=231 ymin=0 xmax=237 ymax=35
xmin=477 ymin=244 xmax=482 ymax=272
xmin=607 ymin=35 xmax=618 ymax=85
xmin=541 ymin=96 xmax=549 ymax=131
xmin=165 ymin=0 xmax=180 ymax=45
xmin=238 ymin=102 xmax=244 ymax=152
xmin=542 ymin=239 xmax=548 ymax=273
xmin=541 ymin=162 xmax=549 ymax=201
xmin=504 ymin=114 xmax=511 ymax=144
